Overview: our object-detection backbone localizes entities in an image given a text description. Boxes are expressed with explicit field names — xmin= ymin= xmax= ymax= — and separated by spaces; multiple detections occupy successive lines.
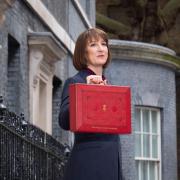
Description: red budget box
xmin=69 ymin=83 xmax=131 ymax=134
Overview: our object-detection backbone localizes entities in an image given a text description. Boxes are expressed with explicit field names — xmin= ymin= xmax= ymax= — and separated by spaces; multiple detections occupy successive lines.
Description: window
xmin=135 ymin=107 xmax=161 ymax=180
xmin=7 ymin=35 xmax=20 ymax=114
xmin=30 ymin=60 xmax=53 ymax=134
xmin=52 ymin=76 xmax=62 ymax=141
xmin=38 ymin=79 xmax=47 ymax=132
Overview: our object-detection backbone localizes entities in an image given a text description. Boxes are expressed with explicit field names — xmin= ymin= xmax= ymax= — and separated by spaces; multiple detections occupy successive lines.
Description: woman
xmin=59 ymin=28 xmax=122 ymax=180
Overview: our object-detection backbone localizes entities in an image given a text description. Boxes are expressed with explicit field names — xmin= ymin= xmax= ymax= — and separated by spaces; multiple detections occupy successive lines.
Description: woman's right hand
xmin=86 ymin=75 xmax=107 ymax=85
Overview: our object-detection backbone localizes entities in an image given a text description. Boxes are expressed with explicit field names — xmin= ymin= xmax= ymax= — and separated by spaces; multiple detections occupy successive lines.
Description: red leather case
xmin=69 ymin=83 xmax=131 ymax=134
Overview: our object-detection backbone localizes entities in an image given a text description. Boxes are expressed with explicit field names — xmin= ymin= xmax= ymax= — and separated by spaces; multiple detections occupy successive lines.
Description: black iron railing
xmin=0 ymin=97 xmax=69 ymax=180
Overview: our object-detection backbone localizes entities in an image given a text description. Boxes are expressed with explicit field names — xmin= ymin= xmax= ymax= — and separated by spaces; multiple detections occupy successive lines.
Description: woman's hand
xmin=86 ymin=75 xmax=107 ymax=85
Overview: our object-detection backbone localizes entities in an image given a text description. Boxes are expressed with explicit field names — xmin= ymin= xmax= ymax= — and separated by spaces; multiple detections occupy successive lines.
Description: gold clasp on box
xmin=102 ymin=104 xmax=107 ymax=111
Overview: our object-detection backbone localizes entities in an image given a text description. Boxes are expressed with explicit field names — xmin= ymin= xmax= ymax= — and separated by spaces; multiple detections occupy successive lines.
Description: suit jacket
xmin=59 ymin=69 xmax=122 ymax=180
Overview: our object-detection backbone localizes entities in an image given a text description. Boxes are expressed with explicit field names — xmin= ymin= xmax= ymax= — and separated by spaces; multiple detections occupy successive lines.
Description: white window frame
xmin=30 ymin=59 xmax=53 ymax=134
xmin=135 ymin=106 xmax=161 ymax=180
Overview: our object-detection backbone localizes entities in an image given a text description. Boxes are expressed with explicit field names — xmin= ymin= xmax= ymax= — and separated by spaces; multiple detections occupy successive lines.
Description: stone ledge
xmin=28 ymin=32 xmax=67 ymax=63
xmin=109 ymin=39 xmax=180 ymax=71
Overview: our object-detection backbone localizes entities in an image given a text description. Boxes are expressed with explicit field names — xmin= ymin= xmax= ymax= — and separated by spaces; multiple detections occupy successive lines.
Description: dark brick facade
xmin=106 ymin=60 xmax=177 ymax=180
xmin=106 ymin=40 xmax=178 ymax=180
xmin=7 ymin=35 xmax=20 ymax=114
xmin=0 ymin=0 xmax=50 ymax=117
xmin=176 ymin=74 xmax=180 ymax=179
xmin=0 ymin=0 xmax=95 ymax=144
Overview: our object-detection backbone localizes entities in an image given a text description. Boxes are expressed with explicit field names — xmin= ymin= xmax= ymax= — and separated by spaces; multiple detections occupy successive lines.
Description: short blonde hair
xmin=73 ymin=28 xmax=111 ymax=71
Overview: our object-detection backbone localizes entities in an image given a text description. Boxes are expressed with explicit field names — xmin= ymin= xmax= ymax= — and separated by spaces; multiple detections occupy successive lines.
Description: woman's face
xmin=85 ymin=37 xmax=108 ymax=68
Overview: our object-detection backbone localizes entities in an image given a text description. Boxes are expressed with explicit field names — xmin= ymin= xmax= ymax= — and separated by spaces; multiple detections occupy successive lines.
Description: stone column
xmin=107 ymin=39 xmax=180 ymax=180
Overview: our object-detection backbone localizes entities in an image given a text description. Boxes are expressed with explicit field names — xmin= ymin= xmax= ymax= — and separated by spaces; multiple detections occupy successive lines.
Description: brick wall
xmin=0 ymin=30 xmax=8 ymax=100
xmin=40 ymin=0 xmax=68 ymax=31
xmin=0 ymin=0 xmax=95 ymax=145
xmin=1 ymin=0 xmax=52 ymax=118
xmin=0 ymin=0 xmax=69 ymax=140
xmin=7 ymin=35 xmax=20 ymax=114
xmin=176 ymin=74 xmax=180 ymax=179
xmin=105 ymin=60 xmax=177 ymax=180
xmin=52 ymin=76 xmax=63 ymax=142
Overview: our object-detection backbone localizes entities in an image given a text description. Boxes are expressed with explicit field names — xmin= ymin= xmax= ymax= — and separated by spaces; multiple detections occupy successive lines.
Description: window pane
xmin=143 ymin=134 xmax=150 ymax=157
xmin=135 ymin=108 xmax=141 ymax=131
xmin=135 ymin=134 xmax=141 ymax=156
xmin=143 ymin=110 xmax=150 ymax=132
xmin=149 ymin=162 xmax=155 ymax=180
xmin=152 ymin=111 xmax=157 ymax=133
xmin=135 ymin=107 xmax=160 ymax=180
xmin=152 ymin=135 xmax=158 ymax=158
xmin=141 ymin=161 xmax=148 ymax=180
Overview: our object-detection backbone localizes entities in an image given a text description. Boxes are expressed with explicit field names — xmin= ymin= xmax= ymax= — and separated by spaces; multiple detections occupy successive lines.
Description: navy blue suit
xmin=59 ymin=69 xmax=122 ymax=180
